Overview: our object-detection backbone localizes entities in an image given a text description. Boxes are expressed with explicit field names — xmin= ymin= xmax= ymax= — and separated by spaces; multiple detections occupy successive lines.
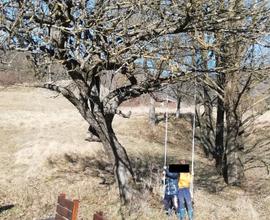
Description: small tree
xmin=168 ymin=80 xmax=194 ymax=118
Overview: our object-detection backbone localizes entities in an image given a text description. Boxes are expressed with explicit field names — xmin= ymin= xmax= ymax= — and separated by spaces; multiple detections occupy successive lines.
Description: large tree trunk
xmin=149 ymin=96 xmax=157 ymax=125
xmin=224 ymin=75 xmax=245 ymax=186
xmin=106 ymin=115 xmax=134 ymax=203
xmin=214 ymin=73 xmax=225 ymax=175
xmin=224 ymin=108 xmax=245 ymax=185
xmin=110 ymin=135 xmax=134 ymax=203
xmin=199 ymin=85 xmax=215 ymax=158
xmin=68 ymin=70 xmax=135 ymax=204
xmin=176 ymin=96 xmax=181 ymax=118
xmin=86 ymin=112 xmax=135 ymax=204
xmin=215 ymin=96 xmax=225 ymax=175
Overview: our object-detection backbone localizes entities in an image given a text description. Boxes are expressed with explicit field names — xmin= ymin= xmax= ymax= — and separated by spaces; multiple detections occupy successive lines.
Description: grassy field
xmin=0 ymin=86 xmax=269 ymax=220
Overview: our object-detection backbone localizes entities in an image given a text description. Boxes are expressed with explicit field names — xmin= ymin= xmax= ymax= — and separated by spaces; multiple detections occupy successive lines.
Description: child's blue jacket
xmin=164 ymin=168 xmax=179 ymax=196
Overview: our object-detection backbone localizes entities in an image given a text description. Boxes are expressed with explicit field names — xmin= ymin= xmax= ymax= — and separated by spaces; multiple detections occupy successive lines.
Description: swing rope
xmin=190 ymin=78 xmax=197 ymax=200
xmin=162 ymin=82 xmax=197 ymax=200
xmin=164 ymin=95 xmax=169 ymax=167
xmin=162 ymin=95 xmax=169 ymax=199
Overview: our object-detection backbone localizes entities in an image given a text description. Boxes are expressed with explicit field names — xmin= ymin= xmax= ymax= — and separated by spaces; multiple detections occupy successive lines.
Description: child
xmin=178 ymin=160 xmax=193 ymax=220
xmin=163 ymin=166 xmax=179 ymax=215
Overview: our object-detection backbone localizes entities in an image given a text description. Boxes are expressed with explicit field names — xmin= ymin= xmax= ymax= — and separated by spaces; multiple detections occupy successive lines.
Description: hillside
xmin=0 ymin=86 xmax=269 ymax=220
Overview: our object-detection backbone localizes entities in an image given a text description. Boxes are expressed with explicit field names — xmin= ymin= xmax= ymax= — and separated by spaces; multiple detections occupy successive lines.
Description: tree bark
xmin=224 ymin=108 xmax=245 ymax=185
xmin=200 ymin=85 xmax=215 ymax=158
xmin=215 ymin=96 xmax=225 ymax=175
xmin=149 ymin=96 xmax=157 ymax=125
xmin=86 ymin=125 xmax=101 ymax=142
xmin=176 ymin=96 xmax=181 ymax=118
xmin=224 ymin=76 xmax=245 ymax=186
xmin=86 ymin=111 xmax=135 ymax=204
xmin=214 ymin=73 xmax=225 ymax=175
xmin=111 ymin=135 xmax=134 ymax=203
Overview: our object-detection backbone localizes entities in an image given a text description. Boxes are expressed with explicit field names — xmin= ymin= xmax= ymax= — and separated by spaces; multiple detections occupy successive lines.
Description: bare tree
xmin=1 ymin=0 xmax=269 ymax=202
xmin=149 ymin=96 xmax=157 ymax=125
xmin=193 ymin=0 xmax=270 ymax=185
xmin=169 ymin=80 xmax=194 ymax=118
xmin=0 ymin=0 xmax=196 ymax=203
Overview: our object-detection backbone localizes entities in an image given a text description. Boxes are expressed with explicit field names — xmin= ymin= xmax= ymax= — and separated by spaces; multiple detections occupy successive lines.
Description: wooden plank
xmin=71 ymin=200 xmax=79 ymax=220
xmin=58 ymin=196 xmax=74 ymax=211
xmin=55 ymin=213 xmax=67 ymax=220
xmin=56 ymin=205 xmax=72 ymax=219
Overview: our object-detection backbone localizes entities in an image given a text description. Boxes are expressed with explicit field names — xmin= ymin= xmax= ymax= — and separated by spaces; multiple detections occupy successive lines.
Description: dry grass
xmin=0 ymin=86 xmax=269 ymax=220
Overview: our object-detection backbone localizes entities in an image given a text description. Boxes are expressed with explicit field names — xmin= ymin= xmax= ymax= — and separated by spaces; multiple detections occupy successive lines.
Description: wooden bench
xmin=93 ymin=211 xmax=106 ymax=220
xmin=46 ymin=193 xmax=79 ymax=220
xmin=43 ymin=193 xmax=107 ymax=220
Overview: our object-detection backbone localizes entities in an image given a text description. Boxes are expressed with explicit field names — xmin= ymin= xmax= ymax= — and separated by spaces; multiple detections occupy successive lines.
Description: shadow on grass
xmin=0 ymin=204 xmax=14 ymax=214
xmin=47 ymin=150 xmax=171 ymax=189
xmin=47 ymin=150 xmax=227 ymax=195
xmin=194 ymin=161 xmax=228 ymax=193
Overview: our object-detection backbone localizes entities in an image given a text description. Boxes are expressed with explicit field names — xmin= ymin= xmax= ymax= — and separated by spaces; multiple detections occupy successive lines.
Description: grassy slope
xmin=0 ymin=86 xmax=269 ymax=220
